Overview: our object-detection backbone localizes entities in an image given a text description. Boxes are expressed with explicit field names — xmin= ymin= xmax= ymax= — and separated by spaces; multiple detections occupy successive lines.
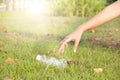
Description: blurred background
xmin=0 ymin=0 xmax=117 ymax=17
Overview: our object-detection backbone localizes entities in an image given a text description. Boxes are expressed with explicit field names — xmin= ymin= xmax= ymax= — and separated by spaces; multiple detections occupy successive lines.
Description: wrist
xmin=73 ymin=27 xmax=84 ymax=36
xmin=76 ymin=26 xmax=85 ymax=34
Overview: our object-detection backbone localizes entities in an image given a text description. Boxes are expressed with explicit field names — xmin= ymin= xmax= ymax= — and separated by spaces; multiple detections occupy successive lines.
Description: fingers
xmin=73 ymin=39 xmax=80 ymax=53
xmin=58 ymin=37 xmax=71 ymax=53
xmin=58 ymin=43 xmax=68 ymax=53
xmin=65 ymin=43 xmax=68 ymax=48
xmin=59 ymin=35 xmax=81 ymax=53
xmin=58 ymin=43 xmax=65 ymax=53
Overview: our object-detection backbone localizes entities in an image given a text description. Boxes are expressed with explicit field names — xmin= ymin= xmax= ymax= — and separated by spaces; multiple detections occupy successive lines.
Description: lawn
xmin=0 ymin=11 xmax=120 ymax=80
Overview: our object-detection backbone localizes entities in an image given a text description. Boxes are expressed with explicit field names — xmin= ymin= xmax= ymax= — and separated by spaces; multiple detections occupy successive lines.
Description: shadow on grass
xmin=86 ymin=37 xmax=120 ymax=51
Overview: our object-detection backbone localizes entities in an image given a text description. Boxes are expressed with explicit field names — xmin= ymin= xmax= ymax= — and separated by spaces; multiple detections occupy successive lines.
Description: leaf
xmin=5 ymin=58 xmax=18 ymax=64
xmin=3 ymin=77 xmax=12 ymax=80
xmin=94 ymin=68 xmax=103 ymax=73
xmin=4 ymin=50 xmax=8 ymax=54
xmin=91 ymin=29 xmax=96 ymax=33
xmin=48 ymin=49 xmax=56 ymax=54
xmin=115 ymin=29 xmax=119 ymax=32
xmin=0 ymin=41 xmax=4 ymax=47
xmin=54 ymin=53 xmax=61 ymax=58
xmin=0 ymin=25 xmax=7 ymax=33
xmin=94 ymin=37 xmax=102 ymax=41
xmin=67 ymin=59 xmax=79 ymax=65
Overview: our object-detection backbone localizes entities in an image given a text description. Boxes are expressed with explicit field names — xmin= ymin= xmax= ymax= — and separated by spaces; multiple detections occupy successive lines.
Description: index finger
xmin=58 ymin=37 xmax=72 ymax=53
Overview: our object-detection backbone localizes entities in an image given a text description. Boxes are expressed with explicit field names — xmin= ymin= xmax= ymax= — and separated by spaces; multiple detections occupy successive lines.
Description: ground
xmin=0 ymin=11 xmax=120 ymax=80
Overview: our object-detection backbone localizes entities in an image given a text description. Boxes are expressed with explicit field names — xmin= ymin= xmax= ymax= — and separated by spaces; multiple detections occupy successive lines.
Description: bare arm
xmin=78 ymin=0 xmax=120 ymax=32
xmin=59 ymin=1 xmax=120 ymax=53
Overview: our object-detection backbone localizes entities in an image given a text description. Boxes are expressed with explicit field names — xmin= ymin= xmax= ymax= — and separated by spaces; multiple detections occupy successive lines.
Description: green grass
xmin=0 ymin=11 xmax=120 ymax=80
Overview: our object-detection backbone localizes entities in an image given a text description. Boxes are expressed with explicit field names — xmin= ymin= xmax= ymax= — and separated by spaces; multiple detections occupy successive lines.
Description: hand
xmin=58 ymin=30 xmax=83 ymax=53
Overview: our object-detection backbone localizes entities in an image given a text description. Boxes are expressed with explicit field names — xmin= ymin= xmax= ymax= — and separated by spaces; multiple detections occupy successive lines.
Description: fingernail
xmin=74 ymin=49 xmax=76 ymax=53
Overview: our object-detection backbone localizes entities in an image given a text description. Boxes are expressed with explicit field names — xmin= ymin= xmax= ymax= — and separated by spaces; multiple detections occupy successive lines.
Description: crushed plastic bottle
xmin=36 ymin=54 xmax=67 ymax=68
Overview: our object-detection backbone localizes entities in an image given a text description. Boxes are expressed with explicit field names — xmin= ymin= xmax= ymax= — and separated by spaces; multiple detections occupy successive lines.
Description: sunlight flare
xmin=25 ymin=0 xmax=45 ymax=15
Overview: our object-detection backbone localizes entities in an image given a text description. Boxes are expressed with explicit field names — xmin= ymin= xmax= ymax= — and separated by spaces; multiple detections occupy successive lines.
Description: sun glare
xmin=25 ymin=0 xmax=46 ymax=15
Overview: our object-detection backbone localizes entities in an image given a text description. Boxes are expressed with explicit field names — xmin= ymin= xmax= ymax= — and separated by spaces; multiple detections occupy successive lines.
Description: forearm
xmin=77 ymin=1 xmax=120 ymax=33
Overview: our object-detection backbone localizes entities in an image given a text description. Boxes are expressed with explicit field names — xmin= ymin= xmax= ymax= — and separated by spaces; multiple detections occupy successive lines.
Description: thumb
xmin=73 ymin=40 xmax=79 ymax=53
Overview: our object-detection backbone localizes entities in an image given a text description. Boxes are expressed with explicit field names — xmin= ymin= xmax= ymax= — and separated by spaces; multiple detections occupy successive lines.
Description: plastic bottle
xmin=36 ymin=54 xmax=67 ymax=68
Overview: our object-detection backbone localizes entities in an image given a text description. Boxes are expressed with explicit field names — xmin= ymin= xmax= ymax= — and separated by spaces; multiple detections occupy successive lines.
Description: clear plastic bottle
xmin=36 ymin=54 xmax=67 ymax=68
